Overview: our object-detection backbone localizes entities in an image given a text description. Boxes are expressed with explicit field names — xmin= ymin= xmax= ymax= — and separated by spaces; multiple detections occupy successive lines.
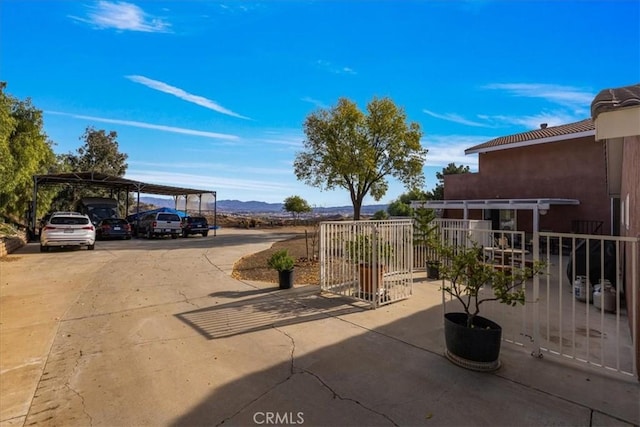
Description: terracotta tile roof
xmin=591 ymin=83 xmax=640 ymax=118
xmin=465 ymin=119 xmax=595 ymax=154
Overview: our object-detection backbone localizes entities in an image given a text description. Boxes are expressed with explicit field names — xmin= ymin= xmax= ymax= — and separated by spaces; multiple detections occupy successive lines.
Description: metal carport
xmin=30 ymin=172 xmax=217 ymax=240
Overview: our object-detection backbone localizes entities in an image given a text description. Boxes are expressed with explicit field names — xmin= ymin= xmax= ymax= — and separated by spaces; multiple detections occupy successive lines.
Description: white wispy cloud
xmin=479 ymin=111 xmax=580 ymax=129
xmin=301 ymin=96 xmax=328 ymax=109
xmin=47 ymin=111 xmax=239 ymax=140
xmin=125 ymin=75 xmax=250 ymax=120
xmin=422 ymin=109 xmax=492 ymax=128
xmin=423 ymin=134 xmax=495 ymax=168
xmin=128 ymin=160 xmax=293 ymax=176
xmin=126 ymin=170 xmax=293 ymax=193
xmin=316 ymin=60 xmax=357 ymax=75
xmin=69 ymin=1 xmax=171 ymax=33
xmin=482 ymin=83 xmax=594 ymax=110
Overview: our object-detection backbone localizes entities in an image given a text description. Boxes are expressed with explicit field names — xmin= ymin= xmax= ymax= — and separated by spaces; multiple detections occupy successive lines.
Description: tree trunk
xmin=352 ymin=195 xmax=363 ymax=220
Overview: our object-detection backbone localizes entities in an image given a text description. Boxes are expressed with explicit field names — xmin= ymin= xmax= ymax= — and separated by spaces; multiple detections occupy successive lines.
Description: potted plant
xmin=438 ymin=242 xmax=543 ymax=371
xmin=267 ymin=249 xmax=295 ymax=289
xmin=413 ymin=206 xmax=440 ymax=279
xmin=345 ymin=233 xmax=393 ymax=297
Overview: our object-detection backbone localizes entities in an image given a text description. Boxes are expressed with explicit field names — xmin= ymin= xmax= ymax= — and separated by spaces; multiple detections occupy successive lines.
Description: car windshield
xmin=51 ymin=217 xmax=89 ymax=225
xmin=158 ymin=214 xmax=180 ymax=221
xmin=189 ymin=217 xmax=206 ymax=222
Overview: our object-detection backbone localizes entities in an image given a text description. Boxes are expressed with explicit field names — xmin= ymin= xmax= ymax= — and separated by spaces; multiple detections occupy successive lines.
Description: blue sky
xmin=2 ymin=1 xmax=639 ymax=207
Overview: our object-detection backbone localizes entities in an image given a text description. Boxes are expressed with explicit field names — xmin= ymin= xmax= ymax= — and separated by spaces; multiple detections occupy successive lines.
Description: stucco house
xmin=442 ymin=119 xmax=612 ymax=235
xmin=590 ymin=82 xmax=640 ymax=377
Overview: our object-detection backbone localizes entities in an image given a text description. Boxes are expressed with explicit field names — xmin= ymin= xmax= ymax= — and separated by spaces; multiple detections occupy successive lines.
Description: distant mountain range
xmin=139 ymin=196 xmax=388 ymax=216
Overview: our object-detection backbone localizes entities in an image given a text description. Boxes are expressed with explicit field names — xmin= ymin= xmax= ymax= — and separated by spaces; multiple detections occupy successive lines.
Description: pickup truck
xmin=139 ymin=212 xmax=182 ymax=239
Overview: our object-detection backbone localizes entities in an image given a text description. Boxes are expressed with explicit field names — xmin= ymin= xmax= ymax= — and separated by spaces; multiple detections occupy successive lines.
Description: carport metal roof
xmin=29 ymin=172 xmax=217 ymax=239
xmin=33 ymin=172 xmax=215 ymax=196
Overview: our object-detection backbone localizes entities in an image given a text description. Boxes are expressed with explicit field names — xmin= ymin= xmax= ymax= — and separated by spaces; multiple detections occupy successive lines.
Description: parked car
xmin=96 ymin=218 xmax=132 ymax=240
xmin=40 ymin=212 xmax=95 ymax=252
xmin=181 ymin=216 xmax=209 ymax=237
xmin=139 ymin=212 xmax=182 ymax=239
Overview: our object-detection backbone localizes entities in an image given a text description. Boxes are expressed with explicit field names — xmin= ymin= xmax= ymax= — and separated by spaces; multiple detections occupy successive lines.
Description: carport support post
xmin=31 ymin=175 xmax=38 ymax=241
xmin=213 ymin=191 xmax=217 ymax=236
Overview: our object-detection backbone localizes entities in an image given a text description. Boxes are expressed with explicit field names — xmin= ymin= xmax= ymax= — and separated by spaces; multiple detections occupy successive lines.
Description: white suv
xmin=40 ymin=212 xmax=96 ymax=252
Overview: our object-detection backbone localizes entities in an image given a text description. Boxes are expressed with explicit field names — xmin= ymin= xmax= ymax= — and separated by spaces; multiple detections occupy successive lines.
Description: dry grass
xmin=231 ymin=227 xmax=321 ymax=285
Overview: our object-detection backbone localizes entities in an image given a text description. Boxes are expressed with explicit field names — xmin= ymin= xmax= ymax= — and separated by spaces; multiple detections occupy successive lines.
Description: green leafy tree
xmin=372 ymin=210 xmax=389 ymax=220
xmin=70 ymin=127 xmax=128 ymax=175
xmin=0 ymin=83 xmax=58 ymax=221
xmin=429 ymin=163 xmax=470 ymax=200
xmin=51 ymin=127 xmax=129 ymax=211
xmin=294 ymin=97 xmax=427 ymax=220
xmin=283 ymin=195 xmax=312 ymax=225
xmin=386 ymin=188 xmax=429 ymax=217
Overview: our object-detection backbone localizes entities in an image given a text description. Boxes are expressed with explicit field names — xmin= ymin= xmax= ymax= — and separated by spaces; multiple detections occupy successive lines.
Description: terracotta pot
xmin=358 ymin=263 xmax=384 ymax=295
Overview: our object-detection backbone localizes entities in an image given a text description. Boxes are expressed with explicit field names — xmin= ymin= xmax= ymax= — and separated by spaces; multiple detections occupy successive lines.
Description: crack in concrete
xmin=177 ymin=289 xmax=200 ymax=309
xmin=215 ymin=325 xmax=398 ymax=426
xmin=300 ymin=369 xmax=399 ymax=426
xmin=65 ymin=383 xmax=94 ymax=427
xmin=64 ymin=348 xmax=94 ymax=426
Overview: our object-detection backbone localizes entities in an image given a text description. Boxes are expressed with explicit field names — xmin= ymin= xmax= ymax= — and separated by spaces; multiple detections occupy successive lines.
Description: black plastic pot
xmin=444 ymin=312 xmax=502 ymax=371
xmin=278 ymin=270 xmax=294 ymax=289
xmin=426 ymin=262 xmax=440 ymax=280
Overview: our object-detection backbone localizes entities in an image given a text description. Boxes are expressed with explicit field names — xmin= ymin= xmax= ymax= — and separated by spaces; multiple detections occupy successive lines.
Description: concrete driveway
xmin=1 ymin=228 xmax=638 ymax=426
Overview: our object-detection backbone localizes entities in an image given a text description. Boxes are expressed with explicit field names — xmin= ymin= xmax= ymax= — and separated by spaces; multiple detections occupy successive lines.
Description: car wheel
xmin=203 ymin=231 xmax=208 ymax=237
xmin=88 ymin=244 xmax=95 ymax=250
xmin=146 ymin=228 xmax=153 ymax=239
xmin=126 ymin=235 xmax=132 ymax=240
xmin=171 ymin=233 xmax=178 ymax=239
xmin=40 ymin=245 xmax=48 ymax=252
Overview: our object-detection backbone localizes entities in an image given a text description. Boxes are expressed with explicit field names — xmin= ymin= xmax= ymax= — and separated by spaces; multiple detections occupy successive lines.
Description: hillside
xmin=139 ymin=196 xmax=388 ymax=216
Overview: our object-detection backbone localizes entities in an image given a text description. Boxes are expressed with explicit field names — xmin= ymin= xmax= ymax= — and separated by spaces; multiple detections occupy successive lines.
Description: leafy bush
xmin=267 ymin=249 xmax=295 ymax=272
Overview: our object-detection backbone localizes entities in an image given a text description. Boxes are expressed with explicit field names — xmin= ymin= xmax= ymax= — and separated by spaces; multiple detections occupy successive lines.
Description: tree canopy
xmin=294 ymin=97 xmax=427 ymax=219
xmin=0 ymin=83 xmax=58 ymax=220
xmin=386 ymin=188 xmax=430 ymax=217
xmin=51 ymin=127 xmax=129 ymax=211
xmin=68 ymin=127 xmax=128 ymax=176
xmin=429 ymin=162 xmax=470 ymax=200
xmin=283 ymin=195 xmax=312 ymax=224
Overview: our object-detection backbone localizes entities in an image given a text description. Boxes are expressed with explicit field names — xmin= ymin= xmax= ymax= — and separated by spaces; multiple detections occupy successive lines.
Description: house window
xmin=500 ymin=209 xmax=516 ymax=231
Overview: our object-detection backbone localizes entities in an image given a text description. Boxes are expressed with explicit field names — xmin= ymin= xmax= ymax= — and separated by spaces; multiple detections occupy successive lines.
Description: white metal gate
xmin=320 ymin=220 xmax=413 ymax=308
xmin=439 ymin=226 xmax=639 ymax=379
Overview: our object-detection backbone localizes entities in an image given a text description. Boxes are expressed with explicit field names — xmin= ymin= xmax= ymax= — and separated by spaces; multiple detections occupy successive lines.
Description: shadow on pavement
xmin=170 ymin=293 xmax=630 ymax=427
xmin=176 ymin=286 xmax=367 ymax=340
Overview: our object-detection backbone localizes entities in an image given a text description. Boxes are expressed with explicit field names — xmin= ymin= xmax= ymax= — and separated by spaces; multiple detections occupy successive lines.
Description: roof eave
xmin=465 ymin=129 xmax=596 ymax=155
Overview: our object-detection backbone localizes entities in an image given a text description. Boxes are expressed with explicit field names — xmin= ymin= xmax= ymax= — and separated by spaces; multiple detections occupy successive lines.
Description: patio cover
xmin=409 ymin=198 xmax=580 ymax=232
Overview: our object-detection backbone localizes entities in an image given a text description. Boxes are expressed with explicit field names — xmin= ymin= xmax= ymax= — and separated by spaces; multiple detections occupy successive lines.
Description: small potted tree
xmin=438 ymin=242 xmax=543 ymax=371
xmin=346 ymin=234 xmax=393 ymax=297
xmin=267 ymin=249 xmax=295 ymax=289
xmin=413 ymin=206 xmax=439 ymax=279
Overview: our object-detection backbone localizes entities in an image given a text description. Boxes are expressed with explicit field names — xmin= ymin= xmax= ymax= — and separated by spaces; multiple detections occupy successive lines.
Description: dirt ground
xmin=231 ymin=226 xmax=321 ymax=285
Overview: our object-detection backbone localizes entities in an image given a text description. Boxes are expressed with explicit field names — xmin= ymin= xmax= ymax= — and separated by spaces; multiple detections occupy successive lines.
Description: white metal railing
xmin=437 ymin=225 xmax=639 ymax=379
xmin=413 ymin=219 xmax=491 ymax=270
xmin=531 ymin=232 xmax=638 ymax=378
xmin=320 ymin=219 xmax=413 ymax=308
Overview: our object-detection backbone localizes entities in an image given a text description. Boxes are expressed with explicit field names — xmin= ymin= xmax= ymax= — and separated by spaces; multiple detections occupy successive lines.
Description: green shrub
xmin=267 ymin=249 xmax=295 ymax=271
